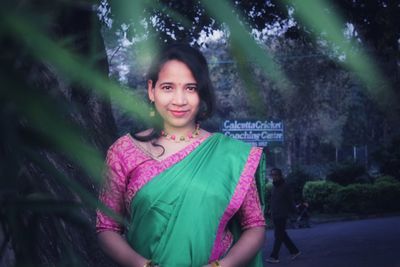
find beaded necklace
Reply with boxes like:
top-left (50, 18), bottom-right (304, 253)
top-left (161, 124), bottom-right (200, 142)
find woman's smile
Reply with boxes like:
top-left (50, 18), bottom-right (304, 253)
top-left (169, 109), bottom-right (190, 118)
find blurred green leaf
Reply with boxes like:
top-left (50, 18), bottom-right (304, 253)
top-left (283, 0), bottom-right (395, 107)
top-left (24, 148), bottom-right (128, 227)
top-left (1, 70), bottom-right (104, 184)
top-left (1, 11), bottom-right (151, 125)
top-left (201, 0), bottom-right (291, 90)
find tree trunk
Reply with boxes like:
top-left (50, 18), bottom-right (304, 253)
top-left (1, 2), bottom-right (118, 266)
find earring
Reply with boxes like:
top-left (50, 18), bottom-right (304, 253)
top-left (149, 101), bottom-right (155, 117)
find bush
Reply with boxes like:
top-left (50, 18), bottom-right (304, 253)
top-left (333, 184), bottom-right (377, 213)
top-left (372, 181), bottom-right (400, 212)
top-left (303, 181), bottom-right (342, 213)
top-left (373, 135), bottom-right (400, 180)
top-left (286, 167), bottom-right (315, 202)
top-left (326, 162), bottom-right (368, 186)
top-left (303, 177), bottom-right (400, 215)
top-left (374, 175), bottom-right (399, 184)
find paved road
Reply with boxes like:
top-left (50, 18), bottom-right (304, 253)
top-left (262, 216), bottom-right (400, 267)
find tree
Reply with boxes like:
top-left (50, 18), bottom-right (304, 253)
top-left (1, 1), bottom-right (118, 266)
top-left (105, 0), bottom-right (288, 44)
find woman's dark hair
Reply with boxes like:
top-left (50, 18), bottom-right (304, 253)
top-left (132, 43), bottom-right (215, 145)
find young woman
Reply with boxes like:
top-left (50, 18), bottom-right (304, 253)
top-left (96, 44), bottom-right (267, 267)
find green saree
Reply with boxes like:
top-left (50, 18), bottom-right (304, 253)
top-left (126, 133), bottom-right (266, 267)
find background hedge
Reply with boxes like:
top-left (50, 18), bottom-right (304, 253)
top-left (302, 176), bottom-right (400, 214)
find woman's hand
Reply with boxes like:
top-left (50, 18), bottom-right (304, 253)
top-left (202, 260), bottom-right (226, 267)
top-left (216, 227), bottom-right (265, 267)
top-left (98, 231), bottom-right (149, 267)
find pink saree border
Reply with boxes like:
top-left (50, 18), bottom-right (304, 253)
top-left (125, 133), bottom-right (212, 208)
top-left (209, 146), bottom-right (263, 261)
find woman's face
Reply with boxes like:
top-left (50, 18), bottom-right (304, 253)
top-left (148, 60), bottom-right (200, 132)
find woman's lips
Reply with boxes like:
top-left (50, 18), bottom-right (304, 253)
top-left (169, 110), bottom-right (189, 117)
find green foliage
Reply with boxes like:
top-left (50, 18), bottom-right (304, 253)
top-left (326, 162), bottom-right (368, 186)
top-left (333, 182), bottom-right (400, 213)
top-left (286, 167), bottom-right (315, 202)
top-left (303, 181), bottom-right (342, 212)
top-left (373, 136), bottom-right (400, 180)
top-left (284, 0), bottom-right (396, 107)
top-left (304, 179), bottom-right (400, 214)
top-left (372, 181), bottom-right (400, 212)
top-left (334, 184), bottom-right (377, 213)
top-left (375, 175), bottom-right (399, 184)
top-left (106, 0), bottom-right (288, 44)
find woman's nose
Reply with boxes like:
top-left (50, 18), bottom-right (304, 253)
top-left (172, 89), bottom-right (187, 105)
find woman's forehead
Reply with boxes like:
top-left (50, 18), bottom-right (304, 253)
top-left (157, 60), bottom-right (196, 81)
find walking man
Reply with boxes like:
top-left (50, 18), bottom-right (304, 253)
top-left (266, 168), bottom-right (301, 263)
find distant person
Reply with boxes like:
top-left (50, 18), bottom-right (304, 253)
top-left (266, 168), bottom-right (301, 264)
top-left (296, 199), bottom-right (310, 228)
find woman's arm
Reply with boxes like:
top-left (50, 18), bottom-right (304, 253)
top-left (98, 231), bottom-right (149, 267)
top-left (218, 226), bottom-right (265, 267)
top-left (214, 174), bottom-right (266, 267)
top-left (97, 140), bottom-right (152, 267)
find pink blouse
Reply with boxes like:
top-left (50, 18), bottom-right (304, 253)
top-left (96, 134), bottom-right (266, 237)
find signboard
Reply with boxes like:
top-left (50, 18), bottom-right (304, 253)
top-left (221, 119), bottom-right (284, 147)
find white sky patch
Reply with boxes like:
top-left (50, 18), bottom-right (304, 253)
top-left (195, 17), bottom-right (297, 46)
top-left (150, 15), bottom-right (159, 27)
top-left (118, 24), bottom-right (133, 47)
top-left (344, 22), bottom-right (356, 38)
top-left (141, 18), bottom-right (149, 29)
top-left (116, 20), bottom-right (151, 47)
top-left (251, 18), bottom-right (296, 42)
top-left (197, 29), bottom-right (226, 44)
top-left (117, 63), bottom-right (130, 84)
top-left (121, 36), bottom-right (133, 47)
top-left (121, 23), bottom-right (129, 32)
top-left (131, 34), bottom-right (148, 44)
top-left (249, 9), bottom-right (255, 18)
top-left (97, 0), bottom-right (113, 28)
top-left (166, 31), bottom-right (177, 40)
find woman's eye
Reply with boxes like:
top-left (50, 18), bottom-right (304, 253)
top-left (161, 86), bottom-right (172, 91)
top-left (187, 86), bottom-right (197, 92)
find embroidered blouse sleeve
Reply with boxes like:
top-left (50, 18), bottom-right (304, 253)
top-left (96, 141), bottom-right (128, 234)
top-left (237, 176), bottom-right (266, 230)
